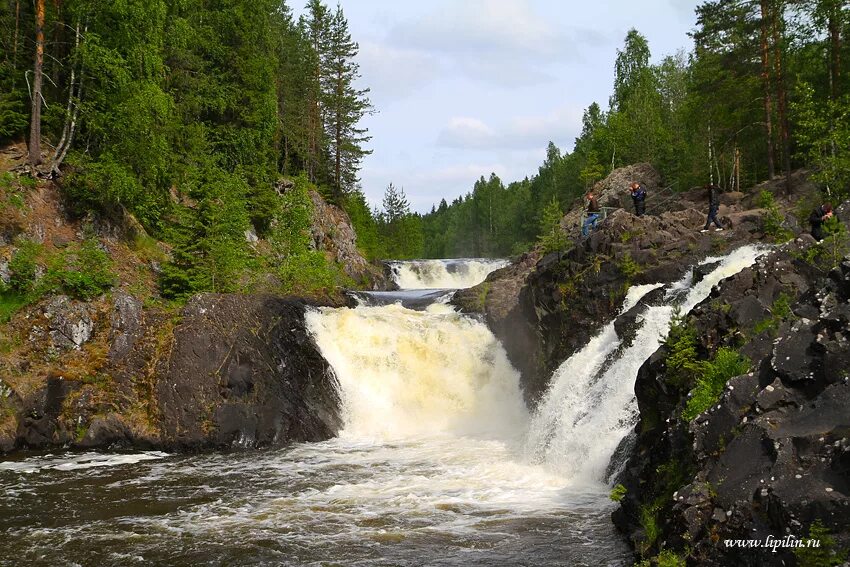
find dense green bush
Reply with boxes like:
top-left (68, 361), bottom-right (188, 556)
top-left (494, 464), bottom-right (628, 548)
top-left (757, 190), bottom-right (793, 243)
top-left (794, 519), bottom-right (847, 567)
top-left (46, 240), bottom-right (116, 300)
top-left (7, 239), bottom-right (42, 294)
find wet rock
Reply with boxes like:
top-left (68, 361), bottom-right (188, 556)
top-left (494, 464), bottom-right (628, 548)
top-left (79, 414), bottom-right (134, 448)
top-left (157, 294), bottom-right (342, 450)
top-left (42, 295), bottom-right (94, 352)
top-left (15, 376), bottom-right (80, 449)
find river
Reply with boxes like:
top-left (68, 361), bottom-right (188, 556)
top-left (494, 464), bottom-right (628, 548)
top-left (0, 252), bottom-right (763, 566)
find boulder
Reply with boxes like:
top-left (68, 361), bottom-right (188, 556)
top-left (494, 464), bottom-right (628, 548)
top-left (42, 295), bottom-right (93, 352)
top-left (156, 294), bottom-right (342, 450)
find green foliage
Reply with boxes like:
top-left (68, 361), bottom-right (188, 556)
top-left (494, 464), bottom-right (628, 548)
top-left (278, 249), bottom-right (351, 295)
top-left (618, 252), bottom-right (642, 280)
top-left (757, 191), bottom-right (793, 243)
top-left (377, 183), bottom-right (423, 259)
top-left (0, 92), bottom-right (27, 142)
top-left (794, 82), bottom-right (850, 199)
top-left (795, 519), bottom-right (847, 567)
top-left (753, 292), bottom-right (794, 335)
top-left (537, 196), bottom-right (568, 253)
top-left (664, 311), bottom-right (699, 388)
top-left (609, 483), bottom-right (627, 502)
top-left (640, 503), bottom-right (662, 554)
top-left (7, 240), bottom-right (42, 294)
top-left (160, 169), bottom-right (251, 299)
top-left (655, 550), bottom-right (686, 567)
top-left (797, 215), bottom-right (850, 272)
top-left (683, 348), bottom-right (751, 421)
top-left (44, 240), bottom-right (116, 300)
top-left (342, 190), bottom-right (380, 260)
top-left (0, 292), bottom-right (29, 324)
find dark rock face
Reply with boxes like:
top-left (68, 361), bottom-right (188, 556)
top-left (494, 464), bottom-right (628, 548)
top-left (156, 295), bottom-right (341, 450)
top-left (7, 293), bottom-right (342, 453)
top-left (613, 236), bottom-right (850, 565)
top-left (456, 207), bottom-right (745, 406)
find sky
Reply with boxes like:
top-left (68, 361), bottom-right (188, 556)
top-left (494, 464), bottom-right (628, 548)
top-left (296, 0), bottom-right (703, 212)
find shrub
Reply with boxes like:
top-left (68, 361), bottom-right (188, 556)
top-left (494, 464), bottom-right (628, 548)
top-left (7, 239), bottom-right (42, 294)
top-left (664, 311), bottom-right (699, 388)
top-left (610, 483), bottom-right (627, 502)
top-left (683, 348), bottom-right (751, 421)
top-left (794, 519), bottom-right (847, 567)
top-left (619, 251), bottom-right (642, 281)
top-left (278, 250), bottom-right (351, 295)
top-left (757, 190), bottom-right (793, 243)
top-left (537, 196), bottom-right (569, 253)
top-left (753, 292), bottom-right (794, 335)
top-left (45, 239), bottom-right (116, 300)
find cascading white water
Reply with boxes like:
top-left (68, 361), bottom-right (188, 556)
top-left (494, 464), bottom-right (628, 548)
top-left (306, 302), bottom-right (528, 440)
top-left (388, 258), bottom-right (508, 289)
top-left (526, 245), bottom-right (765, 485)
top-left (2, 247), bottom-right (766, 565)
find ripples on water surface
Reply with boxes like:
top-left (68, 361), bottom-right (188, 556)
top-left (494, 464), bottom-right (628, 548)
top-left (0, 443), bottom-right (630, 566)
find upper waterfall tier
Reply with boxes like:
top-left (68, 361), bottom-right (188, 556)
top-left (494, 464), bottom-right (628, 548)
top-left (387, 259), bottom-right (508, 290)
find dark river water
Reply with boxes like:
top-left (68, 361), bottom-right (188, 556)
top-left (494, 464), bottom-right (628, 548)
top-left (0, 444), bottom-right (631, 566)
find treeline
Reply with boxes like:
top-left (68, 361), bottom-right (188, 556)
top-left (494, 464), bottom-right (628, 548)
top-left (0, 0), bottom-right (378, 296)
top-left (419, 0), bottom-right (850, 258)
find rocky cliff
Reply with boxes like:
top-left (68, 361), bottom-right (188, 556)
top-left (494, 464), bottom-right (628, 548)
top-left (0, 153), bottom-right (372, 454)
top-left (1, 292), bottom-right (343, 453)
top-left (456, 164), bottom-right (848, 563)
top-left (611, 208), bottom-right (850, 565)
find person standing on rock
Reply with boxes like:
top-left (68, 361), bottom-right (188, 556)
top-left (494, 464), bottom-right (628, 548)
top-left (628, 182), bottom-right (647, 217)
top-left (809, 203), bottom-right (833, 241)
top-left (582, 191), bottom-right (601, 237)
top-left (700, 184), bottom-right (724, 233)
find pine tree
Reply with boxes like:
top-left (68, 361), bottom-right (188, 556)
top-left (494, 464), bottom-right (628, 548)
top-left (322, 4), bottom-right (372, 200)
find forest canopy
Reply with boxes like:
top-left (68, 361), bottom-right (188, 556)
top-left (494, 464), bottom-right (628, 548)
top-left (1, 0), bottom-right (849, 267)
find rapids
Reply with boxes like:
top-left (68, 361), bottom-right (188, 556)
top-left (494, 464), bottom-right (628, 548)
top-left (0, 251), bottom-right (763, 565)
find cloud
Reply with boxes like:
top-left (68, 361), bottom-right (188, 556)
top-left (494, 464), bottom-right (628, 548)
top-left (356, 41), bottom-right (441, 102)
top-left (436, 105), bottom-right (584, 151)
top-left (437, 117), bottom-right (497, 148)
top-left (384, 0), bottom-right (605, 87)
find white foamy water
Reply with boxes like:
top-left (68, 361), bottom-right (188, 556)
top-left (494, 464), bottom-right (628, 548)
top-left (0, 247), bottom-right (762, 565)
top-left (388, 258), bottom-right (508, 289)
top-left (0, 451), bottom-right (169, 474)
top-left (527, 245), bottom-right (764, 485)
top-left (306, 302), bottom-right (528, 440)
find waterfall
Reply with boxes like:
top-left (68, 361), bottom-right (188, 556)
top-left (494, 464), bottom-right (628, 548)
top-left (308, 245), bottom-right (763, 492)
top-left (387, 258), bottom-right (508, 289)
top-left (526, 245), bottom-right (764, 485)
top-left (306, 302), bottom-right (528, 440)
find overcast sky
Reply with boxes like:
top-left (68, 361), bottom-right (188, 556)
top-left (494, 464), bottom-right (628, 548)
top-left (296, 0), bottom-right (703, 212)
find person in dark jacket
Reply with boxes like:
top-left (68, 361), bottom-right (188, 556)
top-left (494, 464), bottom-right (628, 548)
top-left (582, 191), bottom-right (600, 237)
top-left (628, 182), bottom-right (647, 216)
top-left (809, 203), bottom-right (833, 241)
top-left (700, 184), bottom-right (723, 232)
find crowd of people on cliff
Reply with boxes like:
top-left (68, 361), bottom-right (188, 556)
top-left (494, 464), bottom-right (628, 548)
top-left (580, 180), bottom-right (835, 243)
